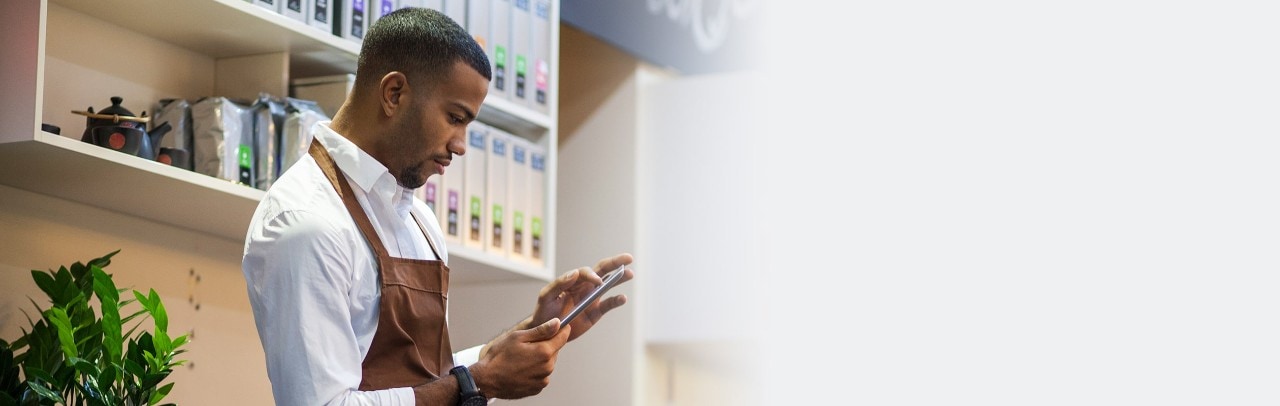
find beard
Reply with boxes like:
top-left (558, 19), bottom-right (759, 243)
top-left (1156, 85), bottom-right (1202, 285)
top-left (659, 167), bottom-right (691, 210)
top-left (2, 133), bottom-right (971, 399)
top-left (398, 162), bottom-right (427, 189)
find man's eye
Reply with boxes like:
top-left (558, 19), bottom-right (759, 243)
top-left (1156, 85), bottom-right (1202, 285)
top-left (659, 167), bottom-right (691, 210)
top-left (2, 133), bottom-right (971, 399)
top-left (449, 115), bottom-right (464, 125)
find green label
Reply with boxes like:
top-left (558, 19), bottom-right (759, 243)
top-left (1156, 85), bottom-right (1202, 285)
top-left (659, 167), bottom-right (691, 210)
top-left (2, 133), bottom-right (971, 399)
top-left (531, 217), bottom-right (542, 237)
top-left (470, 196), bottom-right (481, 213)
top-left (238, 145), bottom-right (252, 167)
top-left (492, 205), bottom-right (503, 225)
top-left (516, 55), bottom-right (527, 75)
top-left (513, 211), bottom-right (524, 232)
top-left (495, 46), bottom-right (507, 68)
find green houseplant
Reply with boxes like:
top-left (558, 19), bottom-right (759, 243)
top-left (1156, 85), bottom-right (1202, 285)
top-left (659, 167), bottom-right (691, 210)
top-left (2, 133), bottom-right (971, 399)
top-left (0, 251), bottom-right (188, 406)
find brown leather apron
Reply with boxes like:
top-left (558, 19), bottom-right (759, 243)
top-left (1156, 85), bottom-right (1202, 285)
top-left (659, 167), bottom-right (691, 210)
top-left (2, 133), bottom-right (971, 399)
top-left (309, 140), bottom-right (455, 391)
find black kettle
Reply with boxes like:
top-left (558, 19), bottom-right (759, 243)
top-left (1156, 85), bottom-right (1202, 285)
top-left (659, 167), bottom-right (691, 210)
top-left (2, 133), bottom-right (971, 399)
top-left (73, 96), bottom-right (171, 160)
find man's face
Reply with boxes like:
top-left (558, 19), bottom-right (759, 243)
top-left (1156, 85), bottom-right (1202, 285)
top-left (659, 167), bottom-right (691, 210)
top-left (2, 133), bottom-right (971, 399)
top-left (386, 60), bottom-right (489, 189)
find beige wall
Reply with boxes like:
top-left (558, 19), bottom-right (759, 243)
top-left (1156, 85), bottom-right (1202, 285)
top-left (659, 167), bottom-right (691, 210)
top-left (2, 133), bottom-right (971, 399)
top-left (0, 184), bottom-right (272, 404)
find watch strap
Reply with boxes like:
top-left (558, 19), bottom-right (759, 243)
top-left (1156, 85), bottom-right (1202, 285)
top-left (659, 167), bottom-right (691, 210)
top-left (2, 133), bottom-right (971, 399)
top-left (450, 365), bottom-right (484, 404)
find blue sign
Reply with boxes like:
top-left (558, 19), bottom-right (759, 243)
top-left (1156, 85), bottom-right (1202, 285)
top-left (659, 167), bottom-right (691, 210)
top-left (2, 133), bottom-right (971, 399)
top-left (562, 0), bottom-right (760, 75)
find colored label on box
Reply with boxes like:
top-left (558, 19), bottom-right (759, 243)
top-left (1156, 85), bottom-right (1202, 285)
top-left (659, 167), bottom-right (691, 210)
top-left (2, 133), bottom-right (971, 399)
top-left (447, 190), bottom-right (459, 236)
top-left (513, 210), bottom-right (524, 252)
top-left (531, 217), bottom-right (542, 258)
top-left (425, 182), bottom-right (438, 212)
top-left (495, 46), bottom-right (507, 91)
top-left (469, 196), bottom-right (482, 241)
top-left (316, 0), bottom-right (329, 22)
top-left (515, 55), bottom-right (527, 98)
top-left (491, 204), bottom-right (503, 248)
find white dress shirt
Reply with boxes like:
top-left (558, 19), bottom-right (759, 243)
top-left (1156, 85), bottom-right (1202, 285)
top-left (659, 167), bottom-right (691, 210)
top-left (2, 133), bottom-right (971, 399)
top-left (243, 122), bottom-right (481, 406)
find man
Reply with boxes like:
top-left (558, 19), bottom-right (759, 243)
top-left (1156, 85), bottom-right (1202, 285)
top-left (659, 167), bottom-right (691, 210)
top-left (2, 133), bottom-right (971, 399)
top-left (242, 8), bottom-right (633, 405)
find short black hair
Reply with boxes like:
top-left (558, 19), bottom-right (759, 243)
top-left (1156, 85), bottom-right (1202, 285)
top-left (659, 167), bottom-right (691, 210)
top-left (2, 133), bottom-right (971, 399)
top-left (356, 7), bottom-right (492, 91)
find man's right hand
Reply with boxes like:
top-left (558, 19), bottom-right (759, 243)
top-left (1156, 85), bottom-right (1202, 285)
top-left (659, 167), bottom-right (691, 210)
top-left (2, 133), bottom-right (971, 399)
top-left (468, 317), bottom-right (572, 399)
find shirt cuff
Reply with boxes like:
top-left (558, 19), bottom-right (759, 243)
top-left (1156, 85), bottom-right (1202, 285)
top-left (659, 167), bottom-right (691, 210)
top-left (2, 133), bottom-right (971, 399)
top-left (453, 345), bottom-right (483, 367)
top-left (452, 345), bottom-right (496, 404)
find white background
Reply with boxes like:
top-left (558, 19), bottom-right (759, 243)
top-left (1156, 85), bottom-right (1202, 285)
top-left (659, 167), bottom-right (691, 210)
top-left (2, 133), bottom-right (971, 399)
top-left (752, 1), bottom-right (1280, 404)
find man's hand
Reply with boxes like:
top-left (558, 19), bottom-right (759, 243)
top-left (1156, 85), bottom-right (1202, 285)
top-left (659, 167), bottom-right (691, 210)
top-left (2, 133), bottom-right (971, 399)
top-left (528, 253), bottom-right (635, 341)
top-left (469, 318), bottom-right (571, 399)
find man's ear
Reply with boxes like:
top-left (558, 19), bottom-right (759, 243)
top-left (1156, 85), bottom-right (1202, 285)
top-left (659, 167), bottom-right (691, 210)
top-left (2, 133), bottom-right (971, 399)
top-left (379, 71), bottom-right (409, 117)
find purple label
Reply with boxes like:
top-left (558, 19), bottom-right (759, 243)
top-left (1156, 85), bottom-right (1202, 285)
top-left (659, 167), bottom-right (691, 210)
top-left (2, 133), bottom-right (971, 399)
top-left (381, 0), bottom-right (393, 15)
top-left (426, 182), bottom-right (437, 201)
top-left (448, 190), bottom-right (459, 210)
top-left (354, 0), bottom-right (364, 12)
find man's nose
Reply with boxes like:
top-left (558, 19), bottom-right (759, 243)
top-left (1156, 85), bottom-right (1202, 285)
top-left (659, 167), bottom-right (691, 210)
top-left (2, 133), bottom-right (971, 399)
top-left (449, 133), bottom-right (467, 157)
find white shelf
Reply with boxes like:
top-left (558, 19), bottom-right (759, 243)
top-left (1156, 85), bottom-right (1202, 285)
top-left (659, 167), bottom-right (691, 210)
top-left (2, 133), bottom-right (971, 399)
top-left (448, 245), bottom-right (551, 283)
top-left (51, 0), bottom-right (360, 77)
top-left (0, 131), bottom-right (551, 284)
top-left (0, 131), bottom-right (264, 241)
top-left (479, 95), bottom-right (554, 137)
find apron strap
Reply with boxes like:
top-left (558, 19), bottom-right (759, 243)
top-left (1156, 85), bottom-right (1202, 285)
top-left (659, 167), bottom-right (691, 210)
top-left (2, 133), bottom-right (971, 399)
top-left (309, 140), bottom-right (391, 261)
top-left (410, 212), bottom-right (444, 260)
top-left (310, 139), bottom-right (445, 261)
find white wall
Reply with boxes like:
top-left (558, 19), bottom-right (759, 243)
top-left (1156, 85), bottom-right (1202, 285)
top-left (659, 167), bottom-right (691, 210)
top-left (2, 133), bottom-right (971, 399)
top-left (636, 71), bottom-right (766, 406)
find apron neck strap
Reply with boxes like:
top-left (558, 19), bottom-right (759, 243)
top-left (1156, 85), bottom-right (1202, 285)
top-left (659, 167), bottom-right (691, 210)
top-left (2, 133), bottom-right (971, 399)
top-left (309, 139), bottom-right (391, 260)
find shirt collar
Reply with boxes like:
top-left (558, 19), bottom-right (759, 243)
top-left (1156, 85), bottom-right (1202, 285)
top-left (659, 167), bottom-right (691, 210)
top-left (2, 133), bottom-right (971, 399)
top-left (314, 122), bottom-right (418, 218)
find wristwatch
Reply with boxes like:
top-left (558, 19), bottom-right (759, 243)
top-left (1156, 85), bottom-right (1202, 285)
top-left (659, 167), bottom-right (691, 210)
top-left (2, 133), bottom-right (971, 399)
top-left (450, 365), bottom-right (487, 406)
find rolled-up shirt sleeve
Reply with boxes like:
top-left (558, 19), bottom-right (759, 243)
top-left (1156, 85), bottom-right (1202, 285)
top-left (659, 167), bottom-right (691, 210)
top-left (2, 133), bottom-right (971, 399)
top-left (243, 209), bottom-right (414, 406)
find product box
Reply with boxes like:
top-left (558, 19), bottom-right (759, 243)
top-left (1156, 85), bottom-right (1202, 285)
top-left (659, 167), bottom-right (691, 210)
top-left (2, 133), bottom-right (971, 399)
top-left (511, 0), bottom-right (531, 102)
top-left (155, 99), bottom-right (193, 170)
top-left (309, 0), bottom-right (332, 33)
top-left (253, 0), bottom-right (282, 13)
top-left (192, 97), bottom-right (249, 184)
top-left (290, 74), bottom-right (354, 119)
top-left (507, 136), bottom-right (529, 261)
top-left (490, 0), bottom-right (510, 98)
top-left (237, 101), bottom-right (257, 187)
top-left (281, 100), bottom-right (326, 174)
top-left (531, 0), bottom-right (551, 113)
top-left (486, 128), bottom-right (509, 255)
top-left (443, 0), bottom-right (466, 27)
top-left (334, 0), bottom-right (367, 43)
top-left (252, 97), bottom-right (282, 190)
top-left (370, 0), bottom-right (396, 26)
top-left (283, 0), bottom-right (308, 23)
top-left (463, 122), bottom-right (489, 249)
top-left (467, 0), bottom-right (492, 93)
top-left (396, 0), bottom-right (421, 9)
top-left (440, 151), bottom-right (466, 244)
top-left (528, 144), bottom-right (546, 266)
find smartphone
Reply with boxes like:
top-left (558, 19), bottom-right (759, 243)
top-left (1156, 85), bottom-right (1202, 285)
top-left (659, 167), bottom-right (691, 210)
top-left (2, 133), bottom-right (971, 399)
top-left (560, 265), bottom-right (626, 325)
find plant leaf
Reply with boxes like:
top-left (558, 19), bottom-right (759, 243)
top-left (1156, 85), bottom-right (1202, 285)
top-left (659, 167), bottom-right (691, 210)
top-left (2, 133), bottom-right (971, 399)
top-left (147, 290), bottom-right (167, 332)
top-left (44, 308), bottom-right (78, 361)
top-left (91, 266), bottom-right (123, 364)
top-left (120, 308), bottom-right (148, 325)
top-left (23, 367), bottom-right (55, 385)
top-left (89, 250), bottom-right (118, 270)
top-left (132, 291), bottom-right (152, 312)
top-left (148, 382), bottom-right (174, 406)
top-left (24, 381), bottom-right (61, 403)
top-left (169, 335), bottom-right (188, 350)
top-left (69, 357), bottom-right (100, 378)
top-left (29, 270), bottom-right (57, 303)
top-left (152, 330), bottom-right (171, 358)
top-left (122, 359), bottom-right (144, 378)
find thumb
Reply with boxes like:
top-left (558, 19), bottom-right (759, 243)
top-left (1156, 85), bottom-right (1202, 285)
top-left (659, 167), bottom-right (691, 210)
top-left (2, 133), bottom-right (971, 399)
top-left (521, 318), bottom-right (562, 342)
